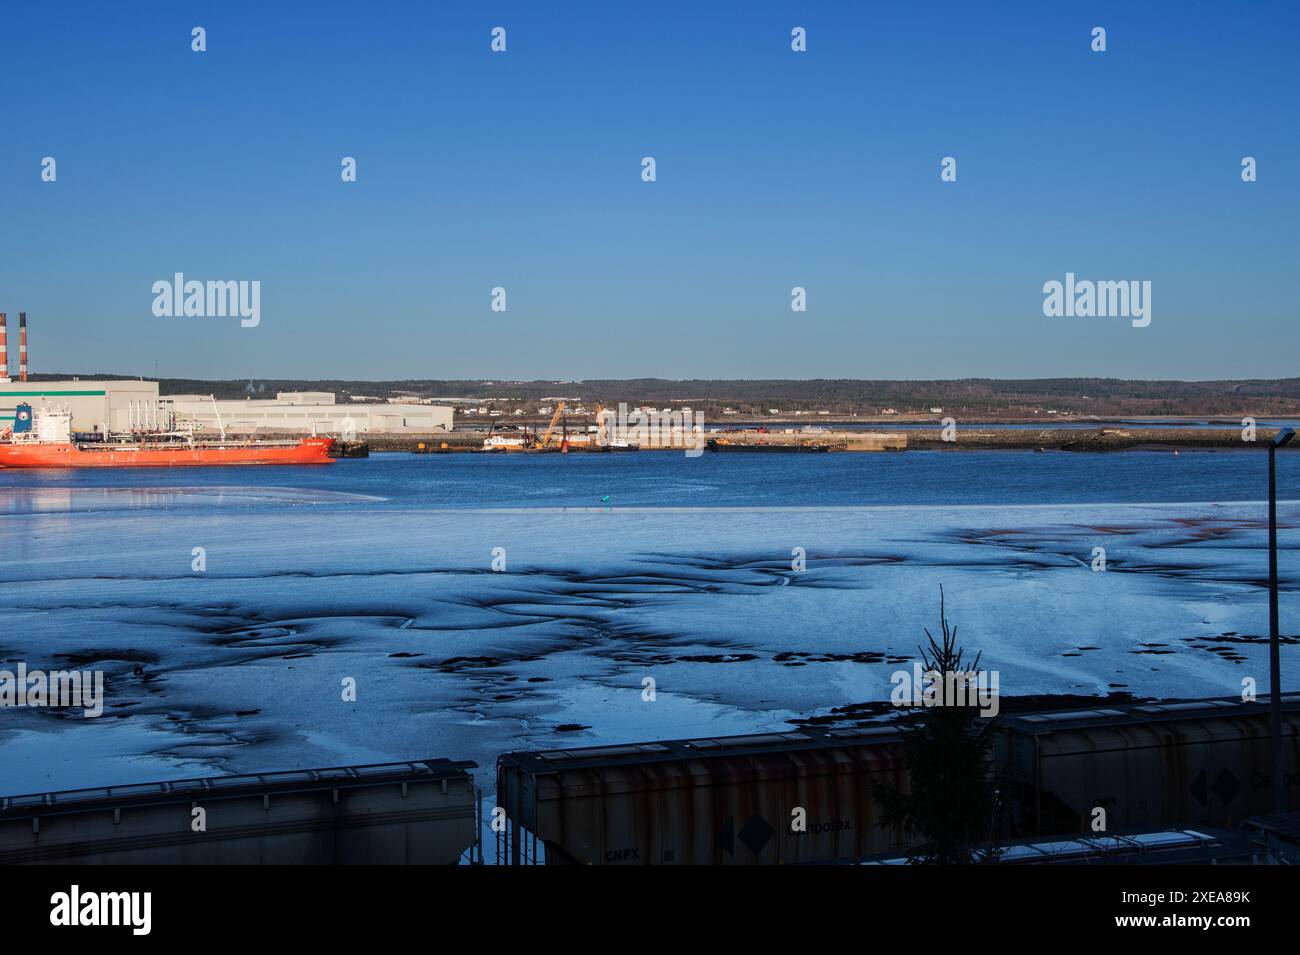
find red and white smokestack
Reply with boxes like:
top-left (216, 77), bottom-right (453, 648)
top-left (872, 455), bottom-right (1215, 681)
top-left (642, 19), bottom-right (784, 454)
top-left (18, 312), bottom-right (28, 382)
top-left (0, 313), bottom-right (8, 381)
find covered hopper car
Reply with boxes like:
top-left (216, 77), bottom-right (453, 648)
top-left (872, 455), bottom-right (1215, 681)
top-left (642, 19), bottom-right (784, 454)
top-left (0, 758), bottom-right (480, 865)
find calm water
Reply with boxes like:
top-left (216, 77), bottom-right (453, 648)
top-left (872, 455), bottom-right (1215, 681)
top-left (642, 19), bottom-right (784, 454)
top-left (1, 448), bottom-right (1296, 513)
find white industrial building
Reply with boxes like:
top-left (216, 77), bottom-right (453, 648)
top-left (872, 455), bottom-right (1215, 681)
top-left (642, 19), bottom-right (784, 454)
top-left (0, 379), bottom-right (162, 434)
top-left (166, 392), bottom-right (453, 435)
top-left (1, 382), bottom-right (452, 436)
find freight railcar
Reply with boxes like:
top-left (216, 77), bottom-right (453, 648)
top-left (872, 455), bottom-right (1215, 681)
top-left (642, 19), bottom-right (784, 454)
top-left (496, 727), bottom-right (909, 865)
top-left (995, 694), bottom-right (1300, 836)
top-left (0, 758), bottom-right (479, 865)
top-left (499, 694), bottom-right (1300, 864)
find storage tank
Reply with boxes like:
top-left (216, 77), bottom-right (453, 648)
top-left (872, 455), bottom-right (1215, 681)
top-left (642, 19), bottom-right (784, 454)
top-left (0, 758), bottom-right (479, 865)
top-left (996, 694), bottom-right (1300, 835)
top-left (496, 727), bottom-right (909, 865)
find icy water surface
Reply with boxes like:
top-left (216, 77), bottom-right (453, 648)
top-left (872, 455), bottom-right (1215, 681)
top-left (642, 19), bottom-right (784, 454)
top-left (1, 449), bottom-right (1298, 795)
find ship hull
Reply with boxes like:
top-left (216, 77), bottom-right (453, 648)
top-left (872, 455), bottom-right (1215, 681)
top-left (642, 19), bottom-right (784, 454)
top-left (0, 438), bottom-right (335, 468)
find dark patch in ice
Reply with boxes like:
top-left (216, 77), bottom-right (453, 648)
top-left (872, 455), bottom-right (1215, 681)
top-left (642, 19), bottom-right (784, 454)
top-left (1177, 633), bottom-right (1290, 665)
top-left (774, 650), bottom-right (911, 665)
top-left (943, 517), bottom-right (1299, 589)
top-left (789, 700), bottom-right (896, 726)
top-left (432, 655), bottom-right (508, 672)
top-left (195, 619), bottom-right (343, 666)
top-left (1187, 632), bottom-right (1300, 645)
top-left (788, 691), bottom-right (1150, 729)
top-left (54, 648), bottom-right (159, 667)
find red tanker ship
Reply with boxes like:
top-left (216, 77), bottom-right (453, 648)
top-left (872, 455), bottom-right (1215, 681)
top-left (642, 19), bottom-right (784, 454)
top-left (0, 403), bottom-right (334, 468)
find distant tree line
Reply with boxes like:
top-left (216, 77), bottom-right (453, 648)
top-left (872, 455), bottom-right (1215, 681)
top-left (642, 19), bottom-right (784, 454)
top-left (29, 374), bottom-right (1300, 416)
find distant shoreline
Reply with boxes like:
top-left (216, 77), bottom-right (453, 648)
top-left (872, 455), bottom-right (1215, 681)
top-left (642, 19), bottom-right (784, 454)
top-left (345, 427), bottom-right (1292, 454)
top-left (28, 373), bottom-right (1300, 423)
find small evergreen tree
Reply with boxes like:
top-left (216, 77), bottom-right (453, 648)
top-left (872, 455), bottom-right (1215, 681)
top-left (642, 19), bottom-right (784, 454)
top-left (875, 589), bottom-right (1001, 863)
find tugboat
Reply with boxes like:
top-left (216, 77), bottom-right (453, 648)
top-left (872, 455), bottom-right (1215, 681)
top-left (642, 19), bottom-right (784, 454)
top-left (0, 403), bottom-right (334, 468)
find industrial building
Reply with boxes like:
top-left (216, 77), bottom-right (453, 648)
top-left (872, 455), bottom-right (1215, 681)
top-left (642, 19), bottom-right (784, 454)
top-left (166, 392), bottom-right (453, 435)
top-left (0, 313), bottom-right (452, 436)
top-left (0, 379), bottom-right (162, 435)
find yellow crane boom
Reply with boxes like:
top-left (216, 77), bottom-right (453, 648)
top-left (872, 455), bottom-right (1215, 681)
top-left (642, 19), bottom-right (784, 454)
top-left (536, 401), bottom-right (566, 448)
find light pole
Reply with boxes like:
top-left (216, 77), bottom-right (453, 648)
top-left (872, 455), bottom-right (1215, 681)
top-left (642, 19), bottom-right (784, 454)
top-left (1269, 426), bottom-right (1295, 814)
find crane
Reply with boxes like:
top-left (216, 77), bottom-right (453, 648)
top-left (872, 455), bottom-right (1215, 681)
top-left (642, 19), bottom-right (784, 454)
top-left (535, 401), bottom-right (566, 448)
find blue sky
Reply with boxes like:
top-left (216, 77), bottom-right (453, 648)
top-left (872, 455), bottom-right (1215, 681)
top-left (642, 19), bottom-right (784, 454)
top-left (0, 1), bottom-right (1296, 380)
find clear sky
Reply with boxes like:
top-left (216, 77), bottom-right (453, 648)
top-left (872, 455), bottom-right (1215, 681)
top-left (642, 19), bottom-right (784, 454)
top-left (1, 1), bottom-right (1296, 381)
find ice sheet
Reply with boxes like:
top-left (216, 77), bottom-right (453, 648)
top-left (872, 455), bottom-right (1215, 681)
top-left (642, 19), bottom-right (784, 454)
top-left (3, 493), bottom-right (1296, 796)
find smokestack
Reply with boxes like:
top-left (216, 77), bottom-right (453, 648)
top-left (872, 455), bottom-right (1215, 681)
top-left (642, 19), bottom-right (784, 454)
top-left (18, 312), bottom-right (27, 382)
top-left (0, 313), bottom-right (8, 382)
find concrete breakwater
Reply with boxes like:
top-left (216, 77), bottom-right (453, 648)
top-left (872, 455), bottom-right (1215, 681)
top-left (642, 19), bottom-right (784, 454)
top-left (354, 428), bottom-right (1282, 453)
top-left (907, 427), bottom-right (1266, 451)
top-left (359, 430), bottom-right (907, 452)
